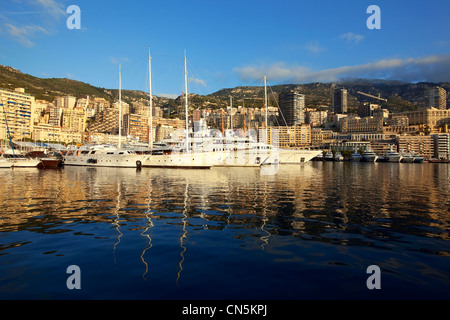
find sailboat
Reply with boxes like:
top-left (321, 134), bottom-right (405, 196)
top-left (63, 65), bottom-right (146, 168)
top-left (1, 100), bottom-right (40, 167)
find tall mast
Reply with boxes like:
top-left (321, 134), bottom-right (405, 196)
top-left (264, 75), bottom-right (268, 143)
top-left (229, 96), bottom-right (233, 132)
top-left (118, 64), bottom-right (122, 149)
top-left (148, 47), bottom-right (153, 151)
top-left (184, 51), bottom-right (189, 152)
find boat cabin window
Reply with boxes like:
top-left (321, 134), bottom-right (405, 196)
top-left (90, 151), bottom-right (96, 154)
top-left (107, 152), bottom-right (114, 155)
top-left (119, 152), bottom-right (124, 155)
top-left (81, 151), bottom-right (89, 155)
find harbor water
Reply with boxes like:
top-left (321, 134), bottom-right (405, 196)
top-left (0, 162), bottom-right (449, 300)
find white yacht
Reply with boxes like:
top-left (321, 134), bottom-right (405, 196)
top-left (334, 151), bottom-right (344, 161)
top-left (351, 151), bottom-right (362, 162)
top-left (324, 150), bottom-right (334, 161)
top-left (1, 149), bottom-right (41, 167)
top-left (412, 152), bottom-right (425, 163)
top-left (313, 151), bottom-right (324, 161)
top-left (0, 158), bottom-right (13, 168)
top-left (362, 149), bottom-right (378, 162)
top-left (384, 146), bottom-right (402, 162)
top-left (400, 150), bottom-right (414, 163)
top-left (147, 129), bottom-right (273, 168)
top-left (277, 148), bottom-right (322, 164)
top-left (64, 144), bottom-right (146, 168)
top-left (142, 51), bottom-right (225, 169)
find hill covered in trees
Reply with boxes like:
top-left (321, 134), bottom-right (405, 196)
top-left (1, 65), bottom-right (448, 115)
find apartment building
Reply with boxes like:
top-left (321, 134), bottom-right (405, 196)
top-left (339, 116), bottom-right (383, 134)
top-left (278, 90), bottom-right (305, 126)
top-left (396, 135), bottom-right (435, 159)
top-left (0, 87), bottom-right (36, 141)
top-left (332, 88), bottom-right (348, 114)
top-left (61, 106), bottom-right (87, 133)
top-left (433, 133), bottom-right (450, 160)
top-left (429, 86), bottom-right (447, 110)
top-left (123, 113), bottom-right (150, 142)
top-left (399, 108), bottom-right (450, 131)
top-left (265, 124), bottom-right (311, 147)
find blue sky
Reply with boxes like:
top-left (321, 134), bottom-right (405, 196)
top-left (1, 0), bottom-right (449, 98)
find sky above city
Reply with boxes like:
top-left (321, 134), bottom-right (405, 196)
top-left (1, 0), bottom-right (449, 98)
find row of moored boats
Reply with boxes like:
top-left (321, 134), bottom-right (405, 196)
top-left (315, 147), bottom-right (425, 163)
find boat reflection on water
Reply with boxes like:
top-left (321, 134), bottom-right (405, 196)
top-left (0, 163), bottom-right (449, 299)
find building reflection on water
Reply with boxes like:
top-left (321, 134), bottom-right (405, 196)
top-left (0, 162), bottom-right (449, 285)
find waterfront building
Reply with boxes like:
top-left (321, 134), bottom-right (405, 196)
top-left (332, 88), bottom-right (348, 114)
top-left (329, 141), bottom-right (371, 152)
top-left (278, 90), bottom-right (305, 126)
top-left (0, 87), bottom-right (36, 141)
top-left (433, 133), bottom-right (450, 160)
top-left (370, 141), bottom-right (397, 156)
top-left (396, 135), bottom-right (435, 159)
top-left (429, 86), bottom-right (447, 110)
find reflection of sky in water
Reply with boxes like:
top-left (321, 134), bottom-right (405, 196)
top-left (0, 163), bottom-right (448, 299)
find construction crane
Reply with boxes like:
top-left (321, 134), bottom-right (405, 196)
top-left (357, 91), bottom-right (387, 102)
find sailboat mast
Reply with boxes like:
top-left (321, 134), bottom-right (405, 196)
top-left (118, 64), bottom-right (122, 149)
top-left (264, 75), bottom-right (268, 143)
top-left (1, 100), bottom-right (15, 156)
top-left (148, 47), bottom-right (153, 151)
top-left (230, 96), bottom-right (233, 132)
top-left (184, 51), bottom-right (189, 152)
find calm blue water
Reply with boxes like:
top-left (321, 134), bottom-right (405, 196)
top-left (0, 162), bottom-right (449, 300)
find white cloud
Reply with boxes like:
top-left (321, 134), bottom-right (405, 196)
top-left (4, 23), bottom-right (49, 47)
top-left (304, 40), bottom-right (325, 54)
top-left (0, 0), bottom-right (65, 46)
top-left (234, 54), bottom-right (450, 84)
top-left (340, 32), bottom-right (365, 44)
top-left (109, 57), bottom-right (130, 65)
top-left (35, 0), bottom-right (66, 18)
top-left (189, 77), bottom-right (206, 87)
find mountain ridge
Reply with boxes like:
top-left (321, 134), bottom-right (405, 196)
top-left (1, 64), bottom-right (449, 113)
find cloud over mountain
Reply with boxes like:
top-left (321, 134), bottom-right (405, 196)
top-left (234, 54), bottom-right (450, 84)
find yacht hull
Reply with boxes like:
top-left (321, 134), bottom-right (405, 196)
top-left (277, 149), bottom-right (322, 164)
